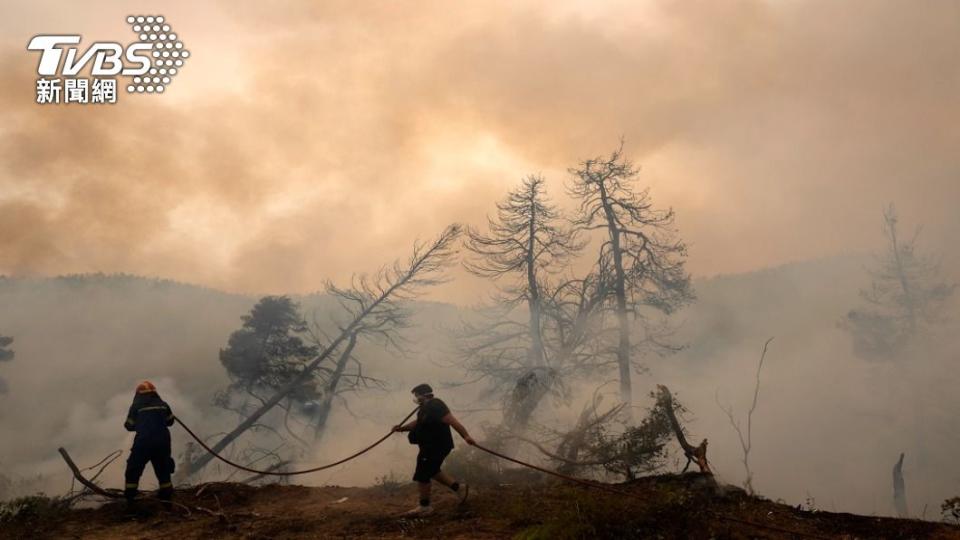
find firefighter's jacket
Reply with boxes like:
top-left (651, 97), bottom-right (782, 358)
top-left (124, 392), bottom-right (174, 449)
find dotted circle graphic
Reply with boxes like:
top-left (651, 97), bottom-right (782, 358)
top-left (125, 15), bottom-right (189, 94)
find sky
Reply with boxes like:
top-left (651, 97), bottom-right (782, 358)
top-left (1, 0), bottom-right (958, 303)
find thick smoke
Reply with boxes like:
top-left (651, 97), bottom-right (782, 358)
top-left (1, 0), bottom-right (958, 302)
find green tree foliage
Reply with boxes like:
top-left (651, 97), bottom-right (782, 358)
top-left (218, 296), bottom-right (319, 404)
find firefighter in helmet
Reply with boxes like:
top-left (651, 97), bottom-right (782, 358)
top-left (123, 380), bottom-right (175, 504)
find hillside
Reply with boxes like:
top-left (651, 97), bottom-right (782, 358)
top-left (3, 474), bottom-right (960, 539)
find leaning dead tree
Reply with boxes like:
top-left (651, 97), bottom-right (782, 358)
top-left (569, 144), bottom-right (694, 410)
top-left (306, 331), bottom-right (361, 442)
top-left (716, 337), bottom-right (773, 495)
top-left (186, 224), bottom-right (462, 475)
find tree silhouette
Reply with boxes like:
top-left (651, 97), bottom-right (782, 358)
top-left (568, 144), bottom-right (694, 408)
top-left (459, 176), bottom-right (582, 429)
top-left (843, 204), bottom-right (955, 359)
top-left (219, 296), bottom-right (319, 404)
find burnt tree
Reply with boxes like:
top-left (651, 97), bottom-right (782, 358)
top-left (658, 385), bottom-right (710, 474)
top-left (569, 144), bottom-right (693, 408)
top-left (461, 175), bottom-right (581, 428)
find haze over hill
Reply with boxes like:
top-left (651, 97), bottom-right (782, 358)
top-left (1, 253), bottom-right (957, 518)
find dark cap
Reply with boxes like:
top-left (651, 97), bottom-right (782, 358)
top-left (411, 383), bottom-right (433, 396)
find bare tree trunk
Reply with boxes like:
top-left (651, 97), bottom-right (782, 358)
top-left (524, 188), bottom-right (546, 368)
top-left (510, 200), bottom-right (548, 432)
top-left (312, 332), bottom-right (359, 442)
top-left (599, 182), bottom-right (632, 409)
top-left (893, 452), bottom-right (909, 518)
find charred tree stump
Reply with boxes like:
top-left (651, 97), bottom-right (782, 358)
top-left (657, 385), bottom-right (711, 474)
top-left (893, 452), bottom-right (909, 518)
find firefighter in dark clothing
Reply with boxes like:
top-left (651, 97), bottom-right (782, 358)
top-left (392, 383), bottom-right (475, 515)
top-left (123, 381), bottom-right (175, 503)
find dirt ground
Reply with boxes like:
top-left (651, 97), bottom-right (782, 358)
top-left (3, 474), bottom-right (959, 539)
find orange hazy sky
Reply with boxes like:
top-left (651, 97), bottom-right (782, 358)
top-left (1, 0), bottom-right (958, 303)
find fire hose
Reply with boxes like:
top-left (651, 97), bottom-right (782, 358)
top-left (175, 408), bottom-right (626, 495)
top-left (59, 408), bottom-right (827, 539)
top-left (172, 407), bottom-right (419, 476)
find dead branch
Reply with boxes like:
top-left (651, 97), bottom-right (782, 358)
top-left (85, 450), bottom-right (122, 485)
top-left (552, 394), bottom-right (625, 469)
top-left (520, 387), bottom-right (675, 480)
top-left (240, 460), bottom-right (291, 484)
top-left (66, 449), bottom-right (122, 499)
top-left (58, 447), bottom-right (123, 499)
top-left (512, 435), bottom-right (615, 467)
top-left (715, 337), bottom-right (773, 494)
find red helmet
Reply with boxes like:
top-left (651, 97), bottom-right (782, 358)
top-left (136, 380), bottom-right (157, 394)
